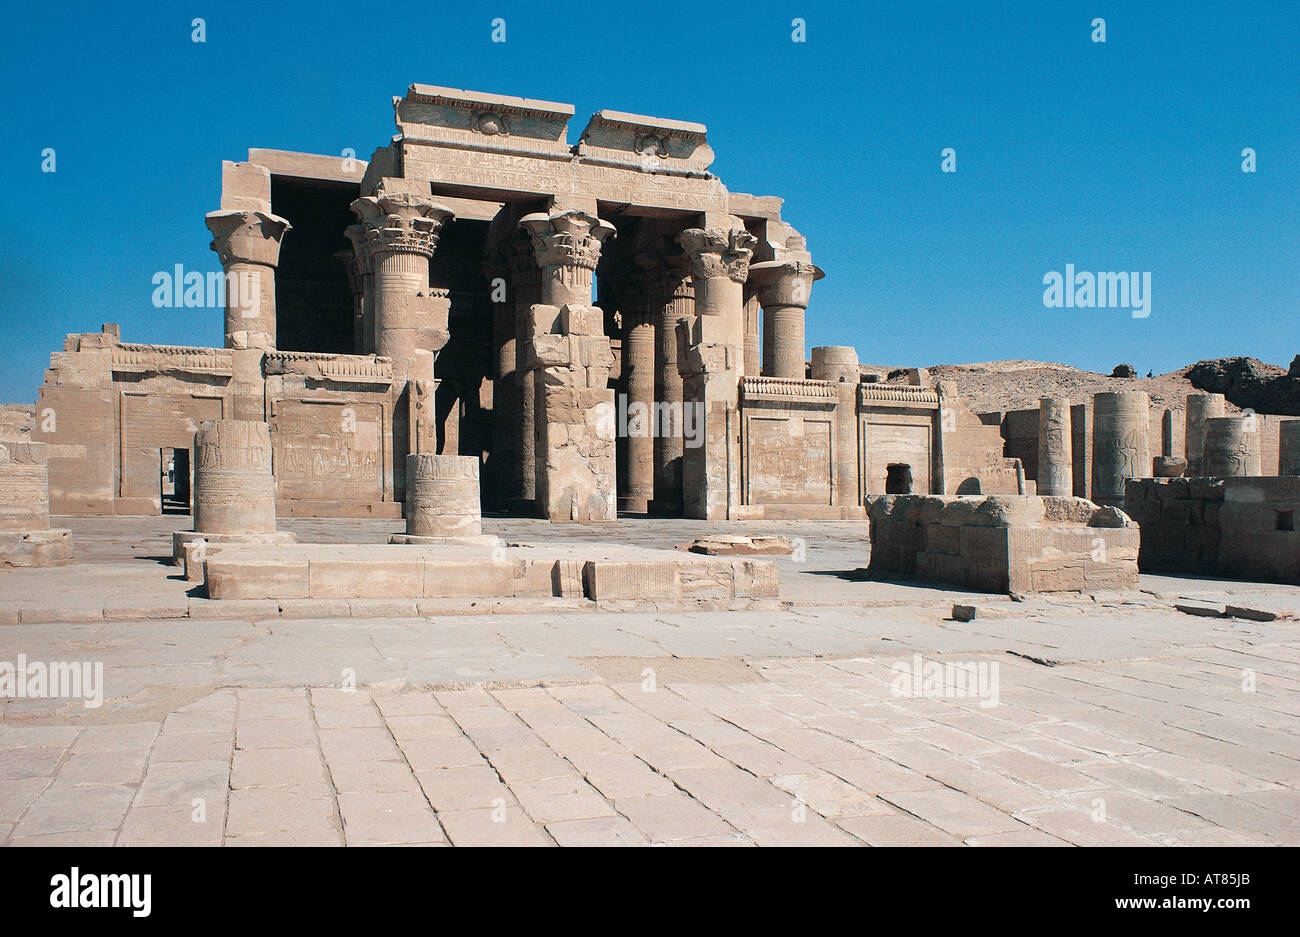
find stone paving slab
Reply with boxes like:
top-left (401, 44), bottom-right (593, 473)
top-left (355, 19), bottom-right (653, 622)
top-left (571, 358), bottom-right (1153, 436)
top-left (2, 515), bottom-right (1298, 846)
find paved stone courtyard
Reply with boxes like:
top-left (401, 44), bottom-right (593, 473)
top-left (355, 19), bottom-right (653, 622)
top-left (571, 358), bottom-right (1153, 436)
top-left (1, 516), bottom-right (1297, 846)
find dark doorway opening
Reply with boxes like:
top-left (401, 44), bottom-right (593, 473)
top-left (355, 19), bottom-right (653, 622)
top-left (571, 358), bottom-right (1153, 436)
top-left (162, 448), bottom-right (190, 514)
top-left (885, 463), bottom-right (914, 494)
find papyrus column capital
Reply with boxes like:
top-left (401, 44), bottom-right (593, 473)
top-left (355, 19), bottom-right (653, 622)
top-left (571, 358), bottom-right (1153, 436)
top-left (205, 210), bottom-right (292, 268)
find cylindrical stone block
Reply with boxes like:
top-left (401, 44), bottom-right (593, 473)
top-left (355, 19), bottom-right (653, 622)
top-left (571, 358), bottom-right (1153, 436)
top-left (1185, 393), bottom-right (1225, 475)
top-left (810, 346), bottom-right (859, 383)
top-left (1203, 416), bottom-right (1261, 477)
top-left (193, 420), bottom-right (276, 534)
top-left (1280, 420), bottom-right (1300, 476)
top-left (406, 454), bottom-right (481, 537)
top-left (1092, 391), bottom-right (1151, 504)
top-left (1037, 396), bottom-right (1073, 497)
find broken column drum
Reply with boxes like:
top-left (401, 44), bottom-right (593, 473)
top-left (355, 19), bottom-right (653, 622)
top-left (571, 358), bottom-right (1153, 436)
top-left (1091, 391), bottom-right (1150, 504)
top-left (193, 420), bottom-right (277, 534)
top-left (1202, 416), bottom-right (1260, 477)
top-left (404, 454), bottom-right (482, 538)
top-left (1184, 393), bottom-right (1225, 475)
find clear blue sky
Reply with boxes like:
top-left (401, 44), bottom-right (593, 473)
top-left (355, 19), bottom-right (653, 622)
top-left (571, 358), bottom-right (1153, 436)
top-left (1, 0), bottom-right (1296, 404)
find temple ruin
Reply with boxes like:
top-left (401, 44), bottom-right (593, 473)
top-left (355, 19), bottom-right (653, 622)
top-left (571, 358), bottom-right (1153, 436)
top-left (19, 83), bottom-right (1300, 590)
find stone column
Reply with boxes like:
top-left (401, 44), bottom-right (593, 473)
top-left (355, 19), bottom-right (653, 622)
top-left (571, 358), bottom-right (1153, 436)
top-left (1037, 396), bottom-right (1073, 497)
top-left (743, 288), bottom-right (762, 377)
top-left (510, 233), bottom-right (542, 509)
top-left (482, 247), bottom-right (518, 502)
top-left (192, 420), bottom-right (277, 534)
top-left (621, 270), bottom-right (657, 513)
top-left (392, 454), bottom-right (482, 540)
top-left (335, 248), bottom-right (364, 354)
top-left (1280, 420), bottom-right (1300, 476)
top-left (175, 419), bottom-right (294, 577)
top-left (205, 209), bottom-right (292, 350)
top-left (751, 259), bottom-right (823, 380)
top-left (651, 253), bottom-right (693, 516)
top-left (1091, 391), bottom-right (1151, 505)
top-left (350, 194), bottom-right (455, 380)
top-left (1185, 393), bottom-right (1225, 475)
top-left (677, 221), bottom-right (756, 520)
top-left (519, 208), bottom-right (618, 522)
top-left (812, 346), bottom-right (861, 509)
top-left (1203, 416), bottom-right (1261, 477)
top-left (343, 223), bottom-right (376, 353)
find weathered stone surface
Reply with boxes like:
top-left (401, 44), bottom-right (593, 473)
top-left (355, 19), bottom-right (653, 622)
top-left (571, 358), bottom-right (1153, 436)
top-left (867, 493), bottom-right (1137, 594)
top-left (681, 535), bottom-right (793, 556)
top-left (402, 454), bottom-right (481, 538)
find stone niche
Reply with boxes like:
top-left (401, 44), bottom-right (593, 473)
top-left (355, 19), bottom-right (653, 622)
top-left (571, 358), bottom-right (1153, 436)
top-left (866, 494), bottom-right (1138, 595)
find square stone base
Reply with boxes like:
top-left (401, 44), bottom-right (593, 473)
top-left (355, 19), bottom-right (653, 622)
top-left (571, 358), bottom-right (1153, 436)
top-left (0, 528), bottom-right (74, 568)
top-left (173, 530), bottom-right (298, 582)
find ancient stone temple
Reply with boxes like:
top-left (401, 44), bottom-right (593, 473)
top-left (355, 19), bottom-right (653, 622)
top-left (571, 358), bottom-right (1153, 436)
top-left (32, 84), bottom-right (1019, 522)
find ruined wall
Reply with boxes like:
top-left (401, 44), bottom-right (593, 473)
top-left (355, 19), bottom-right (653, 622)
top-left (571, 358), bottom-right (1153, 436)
top-left (867, 494), bottom-right (1139, 594)
top-left (1124, 475), bottom-right (1298, 584)
top-left (1122, 477), bottom-right (1223, 575)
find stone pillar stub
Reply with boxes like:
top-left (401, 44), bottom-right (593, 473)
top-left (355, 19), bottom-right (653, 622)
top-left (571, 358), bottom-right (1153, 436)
top-left (1203, 416), bottom-right (1261, 477)
top-left (192, 420), bottom-right (278, 534)
top-left (1185, 393), bottom-right (1225, 475)
top-left (1037, 396), bottom-right (1073, 497)
top-left (206, 209), bottom-right (291, 351)
top-left (1091, 391), bottom-right (1150, 505)
top-left (173, 420), bottom-right (295, 574)
top-left (390, 453), bottom-right (486, 541)
top-left (0, 439), bottom-right (73, 568)
top-left (811, 346), bottom-right (858, 383)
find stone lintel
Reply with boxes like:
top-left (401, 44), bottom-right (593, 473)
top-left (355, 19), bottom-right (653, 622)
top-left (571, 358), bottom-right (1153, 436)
top-left (248, 148), bottom-right (368, 185)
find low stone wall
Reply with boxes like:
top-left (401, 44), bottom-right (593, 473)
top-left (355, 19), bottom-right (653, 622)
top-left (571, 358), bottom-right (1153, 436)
top-left (1123, 478), bottom-right (1223, 575)
top-left (867, 494), bottom-right (1138, 594)
top-left (202, 542), bottom-right (779, 607)
top-left (1124, 476), bottom-right (1299, 584)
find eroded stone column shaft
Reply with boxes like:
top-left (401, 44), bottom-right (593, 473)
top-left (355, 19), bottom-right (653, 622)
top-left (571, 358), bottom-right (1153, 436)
top-left (1037, 396), bottom-right (1073, 497)
top-left (623, 308), bottom-right (656, 509)
top-left (1203, 416), bottom-right (1261, 477)
top-left (653, 268), bottom-right (693, 515)
top-left (405, 454), bottom-right (482, 537)
top-left (1091, 391), bottom-right (1150, 505)
top-left (1185, 393), bottom-right (1225, 475)
top-left (751, 259), bottom-right (823, 380)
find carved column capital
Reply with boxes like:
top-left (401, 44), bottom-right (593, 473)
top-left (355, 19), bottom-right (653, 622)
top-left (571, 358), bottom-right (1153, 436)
top-left (343, 223), bottom-right (375, 276)
top-left (678, 226), bottom-right (757, 283)
top-left (350, 193), bottom-right (454, 258)
top-left (519, 209), bottom-right (616, 272)
top-left (748, 259), bottom-right (825, 308)
top-left (205, 210), bottom-right (292, 268)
